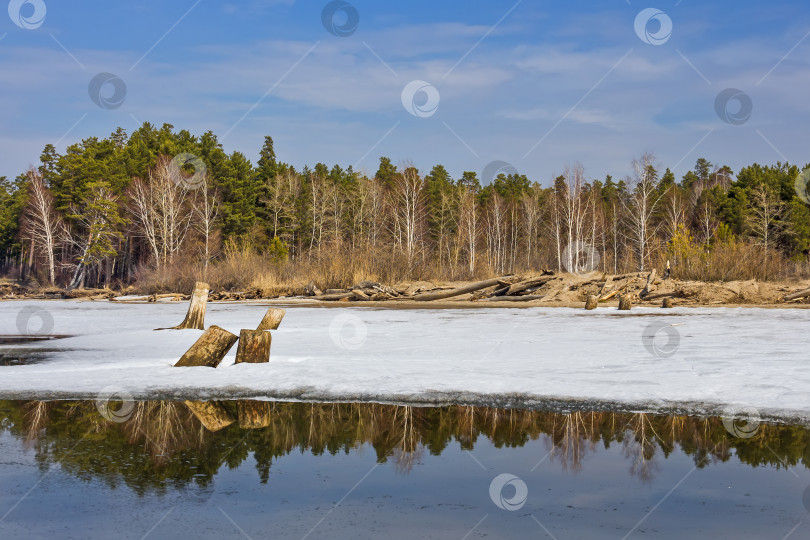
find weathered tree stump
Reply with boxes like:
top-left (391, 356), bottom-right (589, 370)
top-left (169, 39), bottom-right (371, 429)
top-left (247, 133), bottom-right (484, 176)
top-left (172, 281), bottom-right (209, 330)
top-left (585, 295), bottom-right (598, 310)
top-left (237, 400), bottom-right (272, 429)
top-left (662, 297), bottom-right (674, 308)
top-left (184, 401), bottom-right (235, 432)
top-left (174, 325), bottom-right (238, 367)
top-left (618, 295), bottom-right (632, 311)
top-left (234, 329), bottom-right (272, 364)
top-left (256, 308), bottom-right (286, 331)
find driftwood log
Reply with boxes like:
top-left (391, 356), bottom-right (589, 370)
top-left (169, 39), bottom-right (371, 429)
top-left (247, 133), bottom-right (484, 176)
top-left (184, 401), bottom-right (235, 431)
top-left (505, 276), bottom-right (556, 296)
top-left (317, 292), bottom-right (354, 301)
top-left (585, 295), bottom-right (598, 310)
top-left (783, 287), bottom-right (810, 302)
top-left (234, 329), bottom-right (272, 364)
top-left (174, 325), bottom-right (238, 367)
top-left (171, 282), bottom-right (209, 330)
top-left (237, 400), bottom-right (272, 429)
top-left (414, 276), bottom-right (511, 301)
top-left (618, 295), bottom-right (632, 310)
top-left (256, 308), bottom-right (286, 331)
top-left (662, 298), bottom-right (674, 308)
top-left (480, 295), bottom-right (545, 302)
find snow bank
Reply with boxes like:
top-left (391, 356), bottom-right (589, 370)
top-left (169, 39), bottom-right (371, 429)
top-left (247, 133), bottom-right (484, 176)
top-left (1, 300), bottom-right (808, 423)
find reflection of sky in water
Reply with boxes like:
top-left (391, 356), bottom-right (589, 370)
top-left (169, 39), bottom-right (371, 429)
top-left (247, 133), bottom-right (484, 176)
top-left (0, 402), bottom-right (808, 538)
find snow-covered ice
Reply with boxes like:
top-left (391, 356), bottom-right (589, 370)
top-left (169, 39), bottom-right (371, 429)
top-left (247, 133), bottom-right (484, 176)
top-left (0, 300), bottom-right (808, 422)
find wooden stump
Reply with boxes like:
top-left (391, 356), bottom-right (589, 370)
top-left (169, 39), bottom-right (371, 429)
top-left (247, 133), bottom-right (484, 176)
top-left (234, 329), bottom-right (272, 364)
top-left (662, 297), bottom-right (674, 308)
top-left (174, 325), bottom-right (238, 367)
top-left (256, 308), bottom-right (286, 331)
top-left (585, 295), bottom-right (598, 310)
top-left (237, 400), bottom-right (272, 429)
top-left (172, 282), bottom-right (209, 330)
top-left (618, 295), bottom-right (632, 311)
top-left (184, 401), bottom-right (235, 432)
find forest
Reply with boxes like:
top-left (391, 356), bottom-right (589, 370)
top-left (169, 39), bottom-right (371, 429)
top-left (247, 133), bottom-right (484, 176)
top-left (1, 122), bottom-right (809, 292)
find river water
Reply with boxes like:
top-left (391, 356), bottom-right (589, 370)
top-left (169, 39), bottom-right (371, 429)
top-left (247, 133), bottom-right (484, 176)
top-left (0, 400), bottom-right (808, 539)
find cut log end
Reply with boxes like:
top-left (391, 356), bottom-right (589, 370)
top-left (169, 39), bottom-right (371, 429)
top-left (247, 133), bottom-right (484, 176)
top-left (256, 308), bottom-right (286, 331)
top-left (174, 325), bottom-right (238, 367)
top-left (618, 295), bottom-right (632, 311)
top-left (234, 329), bottom-right (272, 364)
top-left (585, 295), bottom-right (598, 310)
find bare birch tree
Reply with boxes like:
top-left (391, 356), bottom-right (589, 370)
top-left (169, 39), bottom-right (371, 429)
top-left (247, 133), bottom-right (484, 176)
top-left (22, 169), bottom-right (63, 285)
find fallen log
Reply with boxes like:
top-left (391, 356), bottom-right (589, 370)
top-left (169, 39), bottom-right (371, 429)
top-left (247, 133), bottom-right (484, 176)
top-left (479, 294), bottom-right (545, 302)
top-left (237, 400), bottom-right (272, 429)
top-left (414, 276), bottom-right (512, 301)
top-left (505, 276), bottom-right (557, 296)
top-left (783, 287), bottom-right (810, 302)
top-left (174, 325), bottom-right (238, 367)
top-left (351, 289), bottom-right (370, 301)
top-left (317, 292), bottom-right (355, 301)
top-left (184, 401), bottom-right (235, 432)
top-left (167, 282), bottom-right (209, 330)
top-left (256, 308), bottom-right (285, 331)
top-left (234, 329), bottom-right (272, 364)
top-left (599, 278), bottom-right (640, 301)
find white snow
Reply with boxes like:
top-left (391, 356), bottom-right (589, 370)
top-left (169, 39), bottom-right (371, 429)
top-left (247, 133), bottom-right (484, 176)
top-left (1, 300), bottom-right (808, 422)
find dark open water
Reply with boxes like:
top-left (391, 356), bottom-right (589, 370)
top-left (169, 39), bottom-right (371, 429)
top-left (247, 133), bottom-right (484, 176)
top-left (0, 400), bottom-right (809, 539)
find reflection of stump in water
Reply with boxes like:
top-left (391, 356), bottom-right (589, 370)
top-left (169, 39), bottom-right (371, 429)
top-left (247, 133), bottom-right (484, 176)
top-left (234, 330), bottom-right (272, 364)
top-left (171, 282), bottom-right (209, 330)
top-left (237, 400), bottom-right (272, 429)
top-left (184, 401), bottom-right (235, 432)
top-left (174, 326), bottom-right (238, 367)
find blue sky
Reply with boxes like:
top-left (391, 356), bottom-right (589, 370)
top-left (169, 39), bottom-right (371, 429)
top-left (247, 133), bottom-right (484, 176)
top-left (1, 0), bottom-right (809, 184)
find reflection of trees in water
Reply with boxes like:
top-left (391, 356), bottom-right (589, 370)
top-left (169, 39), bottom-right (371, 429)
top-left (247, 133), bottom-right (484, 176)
top-left (1, 400), bottom-right (809, 493)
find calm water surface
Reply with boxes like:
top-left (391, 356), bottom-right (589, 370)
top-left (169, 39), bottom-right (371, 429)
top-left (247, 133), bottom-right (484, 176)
top-left (0, 400), bottom-right (808, 539)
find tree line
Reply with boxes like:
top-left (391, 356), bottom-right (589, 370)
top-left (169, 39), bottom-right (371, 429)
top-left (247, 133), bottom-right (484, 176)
top-left (1, 122), bottom-right (808, 290)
